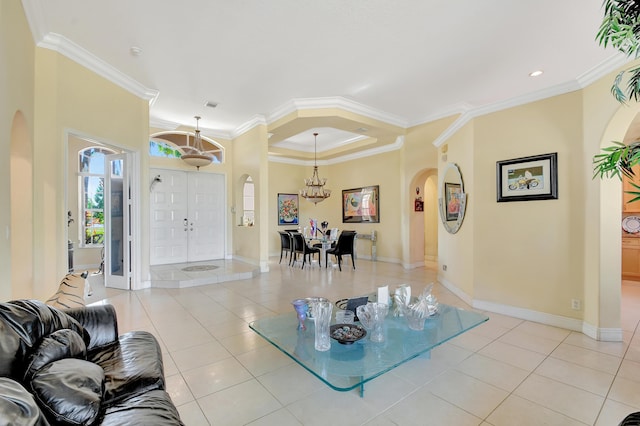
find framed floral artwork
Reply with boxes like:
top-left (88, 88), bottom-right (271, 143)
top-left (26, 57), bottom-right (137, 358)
top-left (277, 193), bottom-right (299, 225)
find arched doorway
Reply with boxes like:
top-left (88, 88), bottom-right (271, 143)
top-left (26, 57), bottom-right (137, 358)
top-left (10, 111), bottom-right (34, 299)
top-left (597, 106), bottom-right (640, 341)
top-left (409, 169), bottom-right (438, 268)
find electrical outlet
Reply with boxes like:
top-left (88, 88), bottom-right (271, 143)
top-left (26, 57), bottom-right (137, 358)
top-left (442, 264), bottom-right (447, 271)
top-left (571, 299), bottom-right (581, 310)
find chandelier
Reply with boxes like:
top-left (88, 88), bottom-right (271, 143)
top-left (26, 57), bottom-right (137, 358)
top-left (300, 132), bottom-right (331, 204)
top-left (180, 116), bottom-right (214, 170)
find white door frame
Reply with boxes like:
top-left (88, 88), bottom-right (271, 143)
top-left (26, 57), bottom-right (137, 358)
top-left (149, 168), bottom-right (226, 265)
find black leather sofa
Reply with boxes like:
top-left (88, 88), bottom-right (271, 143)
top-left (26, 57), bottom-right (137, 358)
top-left (0, 299), bottom-right (183, 425)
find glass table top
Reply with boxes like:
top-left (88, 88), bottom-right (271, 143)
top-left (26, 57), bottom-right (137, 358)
top-left (249, 303), bottom-right (489, 392)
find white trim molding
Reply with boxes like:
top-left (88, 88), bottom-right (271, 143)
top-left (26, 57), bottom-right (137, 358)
top-left (438, 277), bottom-right (623, 342)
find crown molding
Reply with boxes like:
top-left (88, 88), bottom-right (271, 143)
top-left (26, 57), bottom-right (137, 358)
top-left (266, 96), bottom-right (409, 129)
top-left (232, 115), bottom-right (268, 139)
top-left (431, 53), bottom-right (631, 148)
top-left (269, 135), bottom-right (405, 166)
top-left (149, 117), bottom-right (180, 131)
top-left (576, 52), bottom-right (630, 88)
top-left (35, 32), bottom-right (159, 105)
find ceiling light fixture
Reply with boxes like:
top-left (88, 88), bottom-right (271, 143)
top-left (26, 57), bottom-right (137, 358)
top-left (529, 70), bottom-right (544, 77)
top-left (179, 116), bottom-right (214, 170)
top-left (300, 132), bottom-right (331, 204)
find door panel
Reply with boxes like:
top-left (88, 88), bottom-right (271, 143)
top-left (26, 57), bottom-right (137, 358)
top-left (188, 173), bottom-right (225, 261)
top-left (150, 169), bottom-right (225, 265)
top-left (104, 154), bottom-right (131, 289)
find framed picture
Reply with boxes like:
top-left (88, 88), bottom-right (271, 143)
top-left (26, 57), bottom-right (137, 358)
top-left (496, 152), bottom-right (558, 202)
top-left (342, 185), bottom-right (379, 223)
top-left (277, 193), bottom-right (299, 225)
top-left (444, 183), bottom-right (462, 220)
top-left (414, 198), bottom-right (424, 212)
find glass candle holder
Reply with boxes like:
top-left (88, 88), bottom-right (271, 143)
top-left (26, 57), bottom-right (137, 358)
top-left (292, 299), bottom-right (308, 331)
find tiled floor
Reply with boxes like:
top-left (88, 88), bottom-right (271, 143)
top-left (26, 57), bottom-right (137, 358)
top-left (86, 260), bottom-right (640, 426)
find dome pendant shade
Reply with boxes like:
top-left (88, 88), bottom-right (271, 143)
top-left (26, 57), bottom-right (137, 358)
top-left (181, 116), bottom-right (214, 170)
top-left (300, 133), bottom-right (331, 204)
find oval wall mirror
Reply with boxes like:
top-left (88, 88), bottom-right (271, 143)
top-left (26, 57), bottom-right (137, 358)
top-left (438, 163), bottom-right (467, 234)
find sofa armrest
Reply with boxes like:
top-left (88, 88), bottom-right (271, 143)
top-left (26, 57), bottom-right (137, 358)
top-left (64, 304), bottom-right (119, 351)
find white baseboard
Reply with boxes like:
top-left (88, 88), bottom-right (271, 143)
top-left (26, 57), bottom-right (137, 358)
top-left (438, 277), bottom-right (623, 342)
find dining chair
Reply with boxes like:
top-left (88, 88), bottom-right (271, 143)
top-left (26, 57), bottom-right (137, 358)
top-left (291, 232), bottom-right (321, 269)
top-left (278, 231), bottom-right (293, 264)
top-left (325, 230), bottom-right (357, 271)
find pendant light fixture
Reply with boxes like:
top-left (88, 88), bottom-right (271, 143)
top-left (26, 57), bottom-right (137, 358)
top-left (180, 116), bottom-right (214, 170)
top-left (300, 132), bottom-right (331, 204)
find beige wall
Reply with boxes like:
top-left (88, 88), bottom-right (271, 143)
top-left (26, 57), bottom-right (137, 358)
top-left (268, 149), bottom-right (403, 263)
top-left (32, 49), bottom-right (149, 298)
top-left (3, 0), bottom-right (639, 337)
top-left (1, 0), bottom-right (35, 300)
top-left (469, 93), bottom-right (583, 317)
top-left (232, 125), bottom-right (269, 268)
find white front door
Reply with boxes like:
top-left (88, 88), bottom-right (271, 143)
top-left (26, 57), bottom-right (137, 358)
top-left (150, 169), bottom-right (225, 265)
top-left (104, 154), bottom-right (131, 289)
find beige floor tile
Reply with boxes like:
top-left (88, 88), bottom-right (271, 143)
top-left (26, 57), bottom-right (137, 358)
top-left (498, 328), bottom-right (562, 355)
top-left (618, 358), bottom-right (640, 383)
top-left (596, 399), bottom-right (640, 426)
top-left (535, 357), bottom-right (615, 396)
top-left (219, 329), bottom-right (270, 355)
top-left (170, 340), bottom-right (232, 372)
top-left (198, 379), bottom-right (282, 425)
top-left (550, 342), bottom-right (622, 374)
top-left (235, 344), bottom-right (294, 377)
top-left (175, 400), bottom-right (210, 426)
top-left (563, 332), bottom-right (628, 358)
top-left (486, 394), bottom-right (587, 426)
top-left (383, 387), bottom-right (483, 426)
top-left (515, 321), bottom-right (572, 342)
top-left (286, 386), bottom-right (382, 426)
top-left (449, 329), bottom-right (494, 352)
top-left (609, 376), bottom-right (640, 408)
top-left (427, 369), bottom-right (508, 418)
top-left (165, 373), bottom-right (194, 406)
top-left (182, 357), bottom-right (253, 398)
top-left (87, 259), bottom-right (640, 425)
top-left (246, 408), bottom-right (303, 426)
top-left (257, 363), bottom-right (325, 406)
top-left (479, 340), bottom-right (546, 371)
top-left (455, 353), bottom-right (530, 392)
top-left (514, 374), bottom-right (604, 424)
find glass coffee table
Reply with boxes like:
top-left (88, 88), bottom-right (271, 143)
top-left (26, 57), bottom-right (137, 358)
top-left (249, 303), bottom-right (488, 396)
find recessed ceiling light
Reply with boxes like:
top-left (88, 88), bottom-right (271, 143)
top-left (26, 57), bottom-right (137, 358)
top-left (129, 46), bottom-right (142, 57)
top-left (529, 70), bottom-right (544, 77)
top-left (204, 101), bottom-right (218, 109)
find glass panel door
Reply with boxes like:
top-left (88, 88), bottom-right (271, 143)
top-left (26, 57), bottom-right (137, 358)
top-left (104, 154), bottom-right (131, 289)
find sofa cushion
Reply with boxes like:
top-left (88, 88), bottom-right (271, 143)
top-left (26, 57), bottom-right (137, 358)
top-left (88, 331), bottom-right (165, 404)
top-left (0, 300), bottom-right (89, 379)
top-left (24, 329), bottom-right (87, 381)
top-left (101, 389), bottom-right (184, 426)
top-left (0, 377), bottom-right (49, 426)
top-left (30, 358), bottom-right (104, 426)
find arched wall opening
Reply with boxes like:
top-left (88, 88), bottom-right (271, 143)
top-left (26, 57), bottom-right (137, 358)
top-left (10, 110), bottom-right (34, 299)
top-left (597, 105), bottom-right (640, 340)
top-left (409, 168), bottom-right (438, 268)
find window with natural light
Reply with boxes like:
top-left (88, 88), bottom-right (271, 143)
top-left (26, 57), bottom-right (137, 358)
top-left (243, 176), bottom-right (255, 226)
top-left (78, 147), bottom-right (116, 246)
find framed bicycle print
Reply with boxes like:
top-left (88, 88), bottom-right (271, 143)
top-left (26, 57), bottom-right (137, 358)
top-left (496, 152), bottom-right (558, 202)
